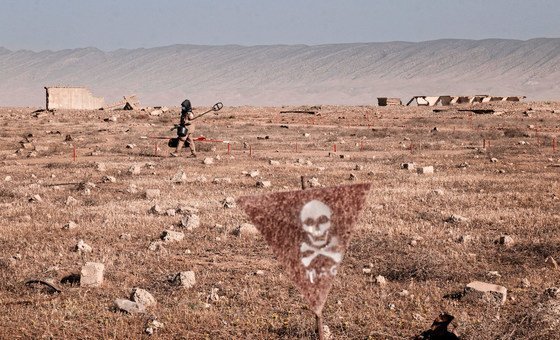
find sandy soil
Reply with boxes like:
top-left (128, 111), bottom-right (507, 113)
top-left (0, 102), bottom-right (559, 339)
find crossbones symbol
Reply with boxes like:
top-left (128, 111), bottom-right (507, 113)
top-left (299, 200), bottom-right (343, 268)
top-left (300, 237), bottom-right (342, 267)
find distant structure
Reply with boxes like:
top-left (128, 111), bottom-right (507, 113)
top-left (44, 86), bottom-right (105, 111)
top-left (406, 95), bottom-right (525, 106)
top-left (104, 95), bottom-right (141, 110)
top-left (377, 97), bottom-right (402, 106)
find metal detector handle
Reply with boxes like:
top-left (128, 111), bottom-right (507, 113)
top-left (191, 102), bottom-right (224, 121)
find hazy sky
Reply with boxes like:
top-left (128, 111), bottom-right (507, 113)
top-left (1, 0), bottom-right (560, 51)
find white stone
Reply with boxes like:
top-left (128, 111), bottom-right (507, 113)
top-left (256, 180), bottom-right (271, 188)
top-left (144, 189), bottom-right (160, 200)
top-left (466, 281), bottom-right (507, 304)
top-left (222, 197), bottom-right (236, 209)
top-left (181, 214), bottom-right (200, 230)
top-left (447, 214), bottom-right (468, 223)
top-left (63, 221), bottom-right (78, 230)
top-left (149, 204), bottom-right (164, 215)
top-left (66, 196), bottom-right (78, 206)
top-left (203, 157), bottom-right (214, 165)
top-left (499, 235), bottom-right (514, 247)
top-left (307, 177), bottom-right (321, 188)
top-left (75, 240), bottom-right (92, 253)
top-left (4, 176), bottom-right (12, 182)
top-left (114, 298), bottom-right (145, 314)
top-left (171, 170), bottom-right (187, 183)
top-left (375, 275), bottom-right (387, 287)
top-left (171, 271), bottom-right (196, 288)
top-left (95, 163), bottom-right (106, 172)
top-left (232, 223), bottom-right (259, 236)
top-left (269, 160), bottom-right (280, 166)
top-left (131, 288), bottom-right (157, 308)
top-left (161, 230), bottom-right (184, 242)
top-left (80, 262), bottom-right (104, 287)
top-left (212, 177), bottom-right (232, 184)
top-left (248, 170), bottom-right (260, 178)
top-left (102, 176), bottom-right (116, 183)
top-left (128, 164), bottom-right (141, 175)
top-left (417, 166), bottom-right (434, 174)
top-left (401, 163), bottom-right (415, 170)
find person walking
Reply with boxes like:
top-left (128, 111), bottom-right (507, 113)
top-left (171, 99), bottom-right (197, 157)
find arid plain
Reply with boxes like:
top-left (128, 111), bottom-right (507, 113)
top-left (1, 102), bottom-right (559, 339)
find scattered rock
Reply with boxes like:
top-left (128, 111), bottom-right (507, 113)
top-left (375, 275), bottom-right (387, 287)
top-left (145, 319), bottom-right (164, 335)
top-left (458, 162), bottom-right (469, 169)
top-left (307, 177), bottom-right (321, 188)
top-left (417, 166), bottom-right (434, 174)
top-left (170, 271), bottom-right (196, 288)
top-left (269, 160), bottom-right (280, 166)
top-left (362, 268), bottom-right (372, 274)
top-left (256, 180), bottom-right (271, 188)
top-left (75, 240), bottom-right (92, 253)
top-left (222, 197), bottom-right (236, 209)
top-left (520, 278), bottom-right (531, 288)
top-left (354, 164), bottom-right (364, 171)
top-left (128, 164), bottom-right (141, 175)
top-left (171, 170), bottom-right (187, 184)
top-left (248, 170), bottom-right (260, 178)
top-left (126, 144), bottom-right (136, 149)
top-left (120, 233), bottom-right (132, 241)
top-left (28, 194), bottom-right (43, 203)
top-left (65, 196), bottom-right (78, 206)
top-left (127, 184), bottom-right (138, 194)
top-left (131, 288), bottom-right (157, 308)
top-left (144, 189), bottom-right (160, 200)
top-left (181, 214), bottom-right (200, 230)
top-left (401, 163), bottom-right (415, 170)
top-left (5, 175), bottom-right (12, 182)
top-left (465, 281), bottom-right (507, 304)
top-left (165, 209), bottom-right (176, 217)
top-left (149, 204), bottom-right (164, 215)
top-left (80, 262), bottom-right (105, 288)
top-left (544, 287), bottom-right (560, 298)
top-left (446, 214), bottom-right (468, 224)
top-left (212, 177), bottom-right (232, 184)
top-left (63, 221), bottom-right (78, 230)
top-left (546, 256), bottom-right (558, 270)
top-left (203, 157), bottom-right (214, 165)
top-left (457, 235), bottom-right (473, 244)
top-left (348, 173), bottom-right (357, 181)
top-left (102, 175), bottom-right (116, 183)
top-left (498, 235), bottom-right (514, 247)
top-left (432, 189), bottom-right (445, 196)
top-left (148, 240), bottom-right (165, 252)
top-left (232, 223), bottom-right (259, 236)
top-left (490, 158), bottom-right (498, 163)
top-left (114, 298), bottom-right (145, 314)
top-left (161, 230), bottom-right (184, 242)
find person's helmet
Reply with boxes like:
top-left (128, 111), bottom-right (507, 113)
top-left (181, 99), bottom-right (192, 113)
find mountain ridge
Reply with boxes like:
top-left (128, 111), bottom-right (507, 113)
top-left (1, 39), bottom-right (559, 107)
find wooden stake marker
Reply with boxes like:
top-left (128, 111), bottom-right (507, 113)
top-left (238, 183), bottom-right (371, 339)
top-left (73, 145), bottom-right (76, 161)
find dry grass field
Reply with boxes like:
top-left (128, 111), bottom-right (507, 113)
top-left (0, 102), bottom-right (559, 339)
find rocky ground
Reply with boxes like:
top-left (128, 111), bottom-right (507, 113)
top-left (0, 102), bottom-right (559, 339)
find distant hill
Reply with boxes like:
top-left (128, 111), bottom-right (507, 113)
top-left (1, 39), bottom-right (559, 107)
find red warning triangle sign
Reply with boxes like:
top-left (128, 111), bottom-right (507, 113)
top-left (238, 183), bottom-right (371, 315)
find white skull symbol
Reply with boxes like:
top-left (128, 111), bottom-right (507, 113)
top-left (300, 200), bottom-right (332, 247)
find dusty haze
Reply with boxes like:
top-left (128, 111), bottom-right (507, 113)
top-left (1, 38), bottom-right (559, 107)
